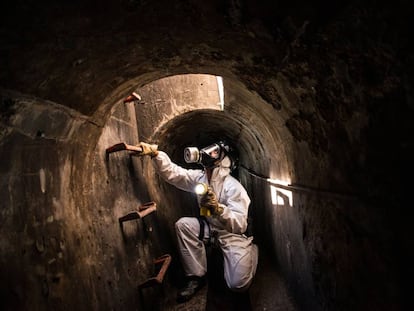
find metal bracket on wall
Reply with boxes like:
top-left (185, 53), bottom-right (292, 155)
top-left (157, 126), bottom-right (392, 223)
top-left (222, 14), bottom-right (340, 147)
top-left (138, 254), bottom-right (172, 289)
top-left (118, 202), bottom-right (157, 224)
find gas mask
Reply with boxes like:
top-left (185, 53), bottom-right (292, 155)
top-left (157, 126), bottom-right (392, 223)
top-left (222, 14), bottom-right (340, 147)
top-left (184, 141), bottom-right (230, 169)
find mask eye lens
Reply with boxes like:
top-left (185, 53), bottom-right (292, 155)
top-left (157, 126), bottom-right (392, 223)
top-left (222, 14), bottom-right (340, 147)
top-left (209, 149), bottom-right (219, 159)
top-left (201, 144), bottom-right (220, 159)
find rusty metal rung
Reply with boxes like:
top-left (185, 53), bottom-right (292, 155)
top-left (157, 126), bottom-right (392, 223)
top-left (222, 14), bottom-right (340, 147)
top-left (123, 92), bottom-right (141, 103)
top-left (119, 202), bottom-right (157, 224)
top-left (138, 254), bottom-right (172, 289)
top-left (106, 142), bottom-right (143, 154)
top-left (118, 211), bottom-right (140, 223)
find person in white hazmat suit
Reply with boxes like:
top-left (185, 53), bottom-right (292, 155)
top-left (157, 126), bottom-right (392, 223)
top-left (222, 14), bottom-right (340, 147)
top-left (135, 141), bottom-right (258, 303)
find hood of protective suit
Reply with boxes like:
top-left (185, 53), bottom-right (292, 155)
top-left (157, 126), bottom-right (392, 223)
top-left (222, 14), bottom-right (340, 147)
top-left (209, 156), bottom-right (231, 196)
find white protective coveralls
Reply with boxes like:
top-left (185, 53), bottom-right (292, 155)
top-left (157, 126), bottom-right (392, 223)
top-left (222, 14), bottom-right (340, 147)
top-left (152, 151), bottom-right (258, 291)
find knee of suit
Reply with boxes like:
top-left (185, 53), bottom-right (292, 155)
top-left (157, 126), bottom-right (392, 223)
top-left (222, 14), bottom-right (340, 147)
top-left (225, 274), bottom-right (252, 292)
top-left (175, 217), bottom-right (192, 233)
top-left (224, 251), bottom-right (257, 292)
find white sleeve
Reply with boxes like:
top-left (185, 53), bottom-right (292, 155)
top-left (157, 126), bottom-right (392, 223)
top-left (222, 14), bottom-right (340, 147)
top-left (217, 178), bottom-right (251, 234)
top-left (152, 151), bottom-right (203, 192)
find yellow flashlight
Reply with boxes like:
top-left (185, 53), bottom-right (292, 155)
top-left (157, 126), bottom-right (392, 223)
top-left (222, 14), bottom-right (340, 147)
top-left (195, 183), bottom-right (208, 195)
top-left (194, 183), bottom-right (211, 217)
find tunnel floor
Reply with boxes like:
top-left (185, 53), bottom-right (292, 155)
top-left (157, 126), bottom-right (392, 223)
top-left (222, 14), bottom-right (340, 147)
top-left (158, 248), bottom-right (298, 311)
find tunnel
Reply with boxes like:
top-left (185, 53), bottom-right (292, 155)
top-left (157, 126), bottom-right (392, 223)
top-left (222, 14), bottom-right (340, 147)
top-left (0, 1), bottom-right (413, 311)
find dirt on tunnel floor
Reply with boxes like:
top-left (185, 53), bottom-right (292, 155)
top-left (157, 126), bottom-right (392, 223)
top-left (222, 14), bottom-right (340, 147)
top-left (159, 247), bottom-right (298, 311)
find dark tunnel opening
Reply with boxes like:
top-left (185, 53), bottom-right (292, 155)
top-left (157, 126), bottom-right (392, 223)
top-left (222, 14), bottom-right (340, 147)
top-left (130, 74), bottom-right (292, 247)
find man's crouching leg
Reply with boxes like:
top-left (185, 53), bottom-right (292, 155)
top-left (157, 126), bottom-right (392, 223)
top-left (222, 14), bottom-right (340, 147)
top-left (175, 217), bottom-right (209, 303)
top-left (222, 238), bottom-right (258, 292)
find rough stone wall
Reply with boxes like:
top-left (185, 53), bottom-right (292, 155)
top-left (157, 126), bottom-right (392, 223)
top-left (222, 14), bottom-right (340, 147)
top-left (0, 92), bottom-right (172, 310)
top-left (272, 4), bottom-right (413, 310)
top-left (0, 92), bottom-right (92, 310)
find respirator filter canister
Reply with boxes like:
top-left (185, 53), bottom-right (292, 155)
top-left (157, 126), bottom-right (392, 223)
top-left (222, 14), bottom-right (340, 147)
top-left (184, 147), bottom-right (200, 163)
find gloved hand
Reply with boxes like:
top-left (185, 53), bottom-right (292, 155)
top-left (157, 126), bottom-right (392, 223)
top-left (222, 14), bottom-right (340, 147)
top-left (200, 189), bottom-right (223, 216)
top-left (135, 142), bottom-right (159, 158)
